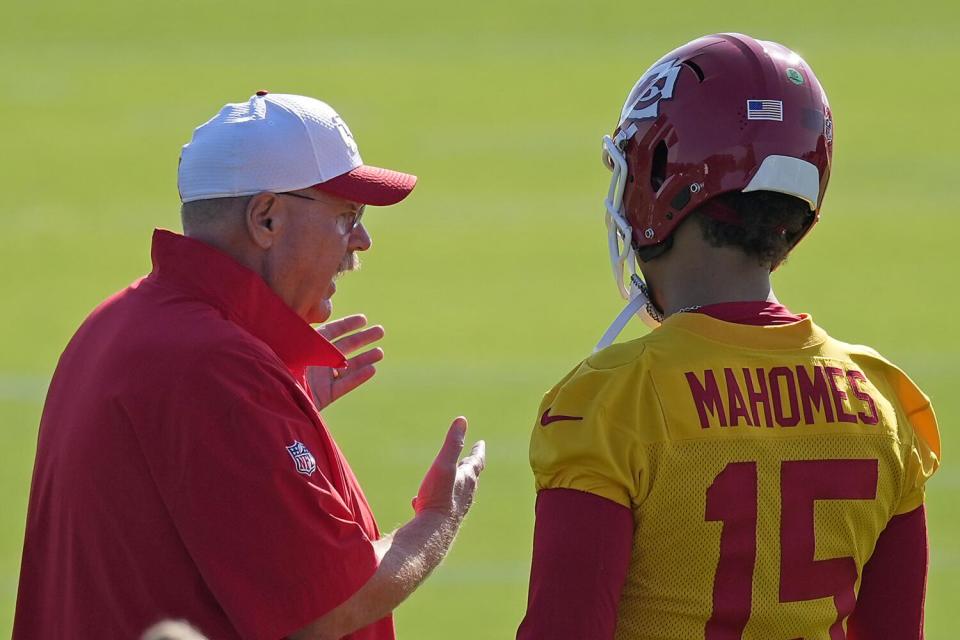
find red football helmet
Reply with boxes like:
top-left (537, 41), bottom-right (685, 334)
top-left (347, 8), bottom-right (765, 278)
top-left (596, 33), bottom-right (833, 350)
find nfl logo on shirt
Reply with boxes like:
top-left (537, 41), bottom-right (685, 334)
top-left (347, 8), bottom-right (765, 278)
top-left (286, 441), bottom-right (317, 476)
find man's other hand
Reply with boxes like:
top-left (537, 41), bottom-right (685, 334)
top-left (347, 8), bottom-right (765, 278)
top-left (413, 417), bottom-right (486, 522)
top-left (307, 314), bottom-right (384, 410)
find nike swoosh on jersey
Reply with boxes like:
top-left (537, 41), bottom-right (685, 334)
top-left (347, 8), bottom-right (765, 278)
top-left (540, 408), bottom-right (584, 426)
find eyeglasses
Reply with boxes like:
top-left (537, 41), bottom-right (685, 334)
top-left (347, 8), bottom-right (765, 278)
top-left (278, 191), bottom-right (365, 234)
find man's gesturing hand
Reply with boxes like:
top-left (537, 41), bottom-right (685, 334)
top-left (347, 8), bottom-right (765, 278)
top-left (307, 315), bottom-right (385, 411)
top-left (291, 417), bottom-right (486, 640)
top-left (413, 417), bottom-right (486, 521)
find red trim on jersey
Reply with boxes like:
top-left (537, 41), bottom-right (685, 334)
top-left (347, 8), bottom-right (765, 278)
top-left (694, 300), bottom-right (804, 325)
top-left (517, 489), bottom-right (634, 640)
top-left (848, 505), bottom-right (928, 640)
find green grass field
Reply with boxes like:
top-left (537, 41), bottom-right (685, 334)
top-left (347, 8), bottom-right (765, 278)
top-left (2, 0), bottom-right (958, 637)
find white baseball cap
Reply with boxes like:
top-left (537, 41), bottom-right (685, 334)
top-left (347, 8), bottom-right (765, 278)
top-left (177, 91), bottom-right (417, 206)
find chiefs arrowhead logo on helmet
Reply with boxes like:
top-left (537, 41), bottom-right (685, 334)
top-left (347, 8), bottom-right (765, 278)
top-left (619, 58), bottom-right (683, 125)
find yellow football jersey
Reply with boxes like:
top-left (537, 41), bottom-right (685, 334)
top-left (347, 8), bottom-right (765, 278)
top-left (530, 313), bottom-right (940, 640)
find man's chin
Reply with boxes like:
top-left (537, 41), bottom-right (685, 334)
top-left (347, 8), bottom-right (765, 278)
top-left (308, 298), bottom-right (333, 325)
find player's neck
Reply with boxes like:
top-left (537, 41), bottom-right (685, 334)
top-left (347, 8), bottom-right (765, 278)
top-left (658, 268), bottom-right (777, 317)
top-left (642, 227), bottom-right (777, 317)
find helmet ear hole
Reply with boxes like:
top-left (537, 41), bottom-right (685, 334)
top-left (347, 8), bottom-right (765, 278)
top-left (650, 140), bottom-right (669, 192)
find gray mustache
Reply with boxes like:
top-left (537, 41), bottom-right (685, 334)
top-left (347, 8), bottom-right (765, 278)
top-left (338, 252), bottom-right (360, 275)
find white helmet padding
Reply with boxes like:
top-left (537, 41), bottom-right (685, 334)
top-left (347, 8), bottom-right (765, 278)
top-left (742, 155), bottom-right (820, 210)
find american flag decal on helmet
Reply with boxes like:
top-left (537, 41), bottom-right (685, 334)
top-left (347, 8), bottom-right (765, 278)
top-left (747, 99), bottom-right (784, 121)
top-left (286, 441), bottom-right (317, 476)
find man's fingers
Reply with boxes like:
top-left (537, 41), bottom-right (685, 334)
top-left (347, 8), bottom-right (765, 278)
top-left (328, 349), bottom-right (383, 399)
top-left (333, 325), bottom-right (385, 356)
top-left (459, 440), bottom-right (486, 474)
top-left (316, 315), bottom-right (368, 341)
top-left (457, 440), bottom-right (487, 478)
top-left (344, 347), bottom-right (384, 371)
top-left (330, 365), bottom-right (377, 403)
top-left (435, 417), bottom-right (468, 466)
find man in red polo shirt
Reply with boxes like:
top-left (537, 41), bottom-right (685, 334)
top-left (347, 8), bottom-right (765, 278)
top-left (15, 92), bottom-right (485, 640)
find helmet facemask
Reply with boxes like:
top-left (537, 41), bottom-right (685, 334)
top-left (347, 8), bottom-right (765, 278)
top-left (596, 135), bottom-right (664, 353)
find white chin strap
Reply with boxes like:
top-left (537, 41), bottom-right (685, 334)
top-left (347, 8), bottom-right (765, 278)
top-left (595, 135), bottom-right (663, 353)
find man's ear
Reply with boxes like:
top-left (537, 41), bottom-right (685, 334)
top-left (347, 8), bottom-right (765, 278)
top-left (245, 192), bottom-right (283, 249)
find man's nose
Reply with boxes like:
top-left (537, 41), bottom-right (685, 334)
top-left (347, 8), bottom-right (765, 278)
top-left (350, 223), bottom-right (372, 252)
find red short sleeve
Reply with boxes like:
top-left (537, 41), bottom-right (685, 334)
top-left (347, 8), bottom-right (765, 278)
top-left (132, 343), bottom-right (378, 640)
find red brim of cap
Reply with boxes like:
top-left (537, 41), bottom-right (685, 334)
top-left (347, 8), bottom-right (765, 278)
top-left (313, 165), bottom-right (418, 206)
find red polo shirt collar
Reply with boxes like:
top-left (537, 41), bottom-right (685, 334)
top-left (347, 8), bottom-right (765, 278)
top-left (149, 229), bottom-right (346, 375)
